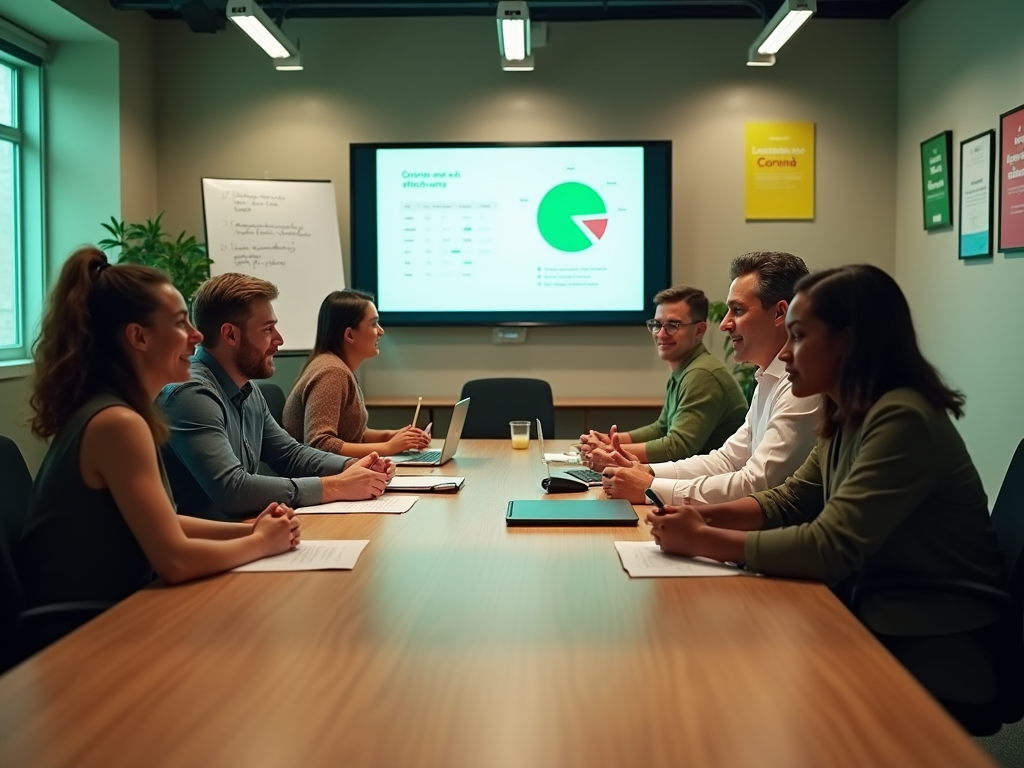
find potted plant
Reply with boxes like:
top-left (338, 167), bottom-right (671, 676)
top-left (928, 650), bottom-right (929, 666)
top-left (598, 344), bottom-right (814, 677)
top-left (708, 300), bottom-right (757, 403)
top-left (98, 213), bottom-right (213, 309)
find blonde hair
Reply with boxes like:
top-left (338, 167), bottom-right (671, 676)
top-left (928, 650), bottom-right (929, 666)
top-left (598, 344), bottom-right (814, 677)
top-left (192, 273), bottom-right (279, 348)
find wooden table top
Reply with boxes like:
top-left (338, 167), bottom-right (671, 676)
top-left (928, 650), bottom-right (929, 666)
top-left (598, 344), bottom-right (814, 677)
top-left (0, 441), bottom-right (994, 768)
top-left (365, 395), bottom-right (665, 409)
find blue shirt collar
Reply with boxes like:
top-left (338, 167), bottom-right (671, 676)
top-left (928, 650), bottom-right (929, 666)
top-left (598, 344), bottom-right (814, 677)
top-left (194, 346), bottom-right (252, 404)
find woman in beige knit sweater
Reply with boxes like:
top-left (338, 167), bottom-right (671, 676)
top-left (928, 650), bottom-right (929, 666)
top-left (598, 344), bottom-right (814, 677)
top-left (283, 290), bottom-right (430, 458)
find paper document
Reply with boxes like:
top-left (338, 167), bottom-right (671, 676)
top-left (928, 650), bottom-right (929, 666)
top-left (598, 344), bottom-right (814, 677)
top-left (387, 476), bottom-right (465, 491)
top-left (296, 496), bottom-right (418, 514)
top-left (614, 541), bottom-right (755, 578)
top-left (544, 452), bottom-right (582, 464)
top-left (232, 540), bottom-right (370, 572)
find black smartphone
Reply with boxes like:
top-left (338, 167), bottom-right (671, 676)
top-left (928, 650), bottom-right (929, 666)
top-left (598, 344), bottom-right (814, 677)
top-left (645, 488), bottom-right (666, 510)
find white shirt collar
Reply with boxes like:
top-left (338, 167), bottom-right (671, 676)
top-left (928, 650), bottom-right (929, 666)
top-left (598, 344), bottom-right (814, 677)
top-left (756, 353), bottom-right (788, 383)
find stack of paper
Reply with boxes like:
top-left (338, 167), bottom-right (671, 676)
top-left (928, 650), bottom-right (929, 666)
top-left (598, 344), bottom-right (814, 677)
top-left (296, 496), bottom-right (418, 514)
top-left (614, 541), bottom-right (755, 578)
top-left (233, 540), bottom-right (370, 572)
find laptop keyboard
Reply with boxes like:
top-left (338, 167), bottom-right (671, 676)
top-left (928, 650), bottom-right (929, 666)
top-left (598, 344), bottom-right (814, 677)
top-left (566, 467), bottom-right (603, 484)
top-left (404, 450), bottom-right (441, 463)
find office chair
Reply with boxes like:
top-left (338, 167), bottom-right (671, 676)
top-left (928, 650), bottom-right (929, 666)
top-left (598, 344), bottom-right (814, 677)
top-left (849, 437), bottom-right (1024, 735)
top-left (458, 378), bottom-right (555, 439)
top-left (0, 436), bottom-right (32, 672)
top-left (0, 435), bottom-right (112, 672)
top-left (257, 382), bottom-right (287, 427)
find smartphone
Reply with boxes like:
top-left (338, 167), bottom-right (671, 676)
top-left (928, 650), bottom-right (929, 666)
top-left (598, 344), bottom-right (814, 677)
top-left (644, 488), bottom-right (666, 510)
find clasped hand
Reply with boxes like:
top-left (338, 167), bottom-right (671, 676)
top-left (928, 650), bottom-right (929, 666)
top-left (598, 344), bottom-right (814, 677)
top-left (646, 502), bottom-right (708, 558)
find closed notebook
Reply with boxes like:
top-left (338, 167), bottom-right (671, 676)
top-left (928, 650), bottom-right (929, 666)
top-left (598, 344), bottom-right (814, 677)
top-left (505, 499), bottom-right (638, 527)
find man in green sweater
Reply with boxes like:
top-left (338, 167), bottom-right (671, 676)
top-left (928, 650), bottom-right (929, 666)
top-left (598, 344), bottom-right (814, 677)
top-left (581, 286), bottom-right (747, 465)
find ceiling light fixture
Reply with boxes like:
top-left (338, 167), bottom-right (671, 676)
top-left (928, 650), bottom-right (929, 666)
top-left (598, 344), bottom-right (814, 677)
top-left (748, 0), bottom-right (816, 65)
top-left (226, 1), bottom-right (298, 61)
top-left (497, 1), bottom-right (532, 71)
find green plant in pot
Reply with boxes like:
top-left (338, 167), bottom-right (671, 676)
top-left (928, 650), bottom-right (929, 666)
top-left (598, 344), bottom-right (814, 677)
top-left (709, 300), bottom-right (757, 403)
top-left (98, 213), bottom-right (212, 309)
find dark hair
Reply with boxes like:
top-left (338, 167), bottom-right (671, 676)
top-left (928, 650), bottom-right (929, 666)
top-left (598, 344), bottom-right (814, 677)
top-left (192, 273), bottom-right (279, 348)
top-left (729, 251), bottom-right (809, 308)
top-left (796, 264), bottom-right (965, 438)
top-left (301, 289), bottom-right (376, 372)
top-left (652, 286), bottom-right (708, 322)
top-left (30, 246), bottom-right (173, 441)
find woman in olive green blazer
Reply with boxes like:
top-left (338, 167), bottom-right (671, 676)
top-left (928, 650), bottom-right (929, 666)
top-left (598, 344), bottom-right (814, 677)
top-left (647, 265), bottom-right (1003, 698)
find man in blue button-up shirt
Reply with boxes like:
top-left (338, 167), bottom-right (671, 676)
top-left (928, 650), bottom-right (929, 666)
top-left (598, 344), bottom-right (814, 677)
top-left (159, 274), bottom-right (390, 521)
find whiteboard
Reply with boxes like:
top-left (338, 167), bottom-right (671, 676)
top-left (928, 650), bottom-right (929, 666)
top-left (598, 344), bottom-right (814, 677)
top-left (201, 178), bottom-right (346, 351)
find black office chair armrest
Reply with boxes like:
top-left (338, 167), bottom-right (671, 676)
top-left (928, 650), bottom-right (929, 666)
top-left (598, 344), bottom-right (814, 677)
top-left (20, 600), bottom-right (116, 624)
top-left (17, 601), bottom-right (117, 657)
top-left (848, 575), bottom-right (1012, 616)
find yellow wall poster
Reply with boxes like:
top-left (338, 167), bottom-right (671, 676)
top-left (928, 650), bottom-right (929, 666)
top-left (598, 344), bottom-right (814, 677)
top-left (745, 122), bottom-right (816, 220)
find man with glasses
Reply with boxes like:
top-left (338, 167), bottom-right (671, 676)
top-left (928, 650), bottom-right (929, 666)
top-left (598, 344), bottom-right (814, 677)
top-left (596, 252), bottom-right (821, 507)
top-left (580, 286), bottom-right (747, 465)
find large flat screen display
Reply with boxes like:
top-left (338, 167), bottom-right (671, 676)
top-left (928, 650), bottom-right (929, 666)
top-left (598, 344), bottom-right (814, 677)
top-left (350, 141), bottom-right (671, 325)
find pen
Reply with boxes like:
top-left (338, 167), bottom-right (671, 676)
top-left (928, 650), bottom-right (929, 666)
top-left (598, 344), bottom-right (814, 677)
top-left (412, 397), bottom-right (423, 429)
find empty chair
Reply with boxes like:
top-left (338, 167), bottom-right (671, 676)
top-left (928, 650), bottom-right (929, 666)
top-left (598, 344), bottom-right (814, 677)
top-left (257, 382), bottom-right (287, 427)
top-left (459, 378), bottom-right (555, 439)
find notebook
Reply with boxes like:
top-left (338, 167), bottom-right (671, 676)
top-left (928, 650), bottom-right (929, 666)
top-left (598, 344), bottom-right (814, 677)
top-left (505, 498), bottom-right (639, 527)
top-left (387, 397), bottom-right (470, 466)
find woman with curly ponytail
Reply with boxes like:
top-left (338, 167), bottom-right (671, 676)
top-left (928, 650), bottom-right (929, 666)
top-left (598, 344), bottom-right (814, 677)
top-left (19, 247), bottom-right (301, 649)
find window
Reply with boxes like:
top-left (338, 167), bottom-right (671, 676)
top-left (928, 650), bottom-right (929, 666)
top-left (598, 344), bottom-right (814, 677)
top-left (0, 37), bottom-right (43, 365)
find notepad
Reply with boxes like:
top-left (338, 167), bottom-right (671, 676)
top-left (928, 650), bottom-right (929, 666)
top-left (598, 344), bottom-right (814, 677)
top-left (614, 541), bottom-right (755, 578)
top-left (505, 498), bottom-right (638, 527)
top-left (387, 476), bottom-right (465, 492)
top-left (232, 540), bottom-right (369, 572)
top-left (296, 496), bottom-right (418, 514)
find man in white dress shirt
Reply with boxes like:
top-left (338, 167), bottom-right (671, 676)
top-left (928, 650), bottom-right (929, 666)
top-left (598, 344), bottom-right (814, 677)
top-left (597, 251), bottom-right (821, 505)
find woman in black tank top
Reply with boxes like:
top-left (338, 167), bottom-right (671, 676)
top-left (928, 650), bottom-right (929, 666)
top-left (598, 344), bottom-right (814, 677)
top-left (19, 247), bottom-right (302, 636)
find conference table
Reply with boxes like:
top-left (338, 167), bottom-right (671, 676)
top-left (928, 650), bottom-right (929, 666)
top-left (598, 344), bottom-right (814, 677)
top-left (0, 440), bottom-right (996, 768)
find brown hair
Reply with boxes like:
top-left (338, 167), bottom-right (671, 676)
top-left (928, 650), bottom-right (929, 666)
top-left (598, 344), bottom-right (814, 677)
top-left (192, 273), bottom-right (279, 348)
top-left (796, 264), bottom-right (965, 438)
top-left (652, 286), bottom-right (708, 322)
top-left (729, 251), bottom-right (809, 308)
top-left (301, 289), bottom-right (375, 374)
top-left (30, 246), bottom-right (173, 441)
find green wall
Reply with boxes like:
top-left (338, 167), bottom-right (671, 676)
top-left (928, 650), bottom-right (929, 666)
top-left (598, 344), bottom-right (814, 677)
top-left (895, 0), bottom-right (1024, 499)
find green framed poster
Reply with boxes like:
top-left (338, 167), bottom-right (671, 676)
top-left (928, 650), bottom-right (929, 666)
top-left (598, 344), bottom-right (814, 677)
top-left (921, 131), bottom-right (953, 229)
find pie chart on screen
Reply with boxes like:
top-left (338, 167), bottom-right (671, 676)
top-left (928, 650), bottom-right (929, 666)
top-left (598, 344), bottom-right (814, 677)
top-left (537, 182), bottom-right (608, 252)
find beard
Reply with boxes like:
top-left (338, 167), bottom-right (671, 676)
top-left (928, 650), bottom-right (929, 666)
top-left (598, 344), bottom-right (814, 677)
top-left (235, 336), bottom-right (275, 380)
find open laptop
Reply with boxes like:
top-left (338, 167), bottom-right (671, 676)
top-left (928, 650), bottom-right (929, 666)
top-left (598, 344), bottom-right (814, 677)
top-left (537, 419), bottom-right (603, 487)
top-left (387, 397), bottom-right (470, 466)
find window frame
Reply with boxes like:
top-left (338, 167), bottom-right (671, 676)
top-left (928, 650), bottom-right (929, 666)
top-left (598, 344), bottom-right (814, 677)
top-left (0, 40), bottom-right (44, 371)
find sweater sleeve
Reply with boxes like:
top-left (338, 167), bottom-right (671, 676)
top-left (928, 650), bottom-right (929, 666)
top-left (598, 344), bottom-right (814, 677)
top-left (302, 365), bottom-right (352, 455)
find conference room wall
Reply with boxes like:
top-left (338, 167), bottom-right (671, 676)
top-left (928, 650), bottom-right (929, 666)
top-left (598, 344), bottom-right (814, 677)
top-left (895, 0), bottom-right (1024, 500)
top-left (0, 0), bottom-right (157, 472)
top-left (152, 17), bottom-right (897, 405)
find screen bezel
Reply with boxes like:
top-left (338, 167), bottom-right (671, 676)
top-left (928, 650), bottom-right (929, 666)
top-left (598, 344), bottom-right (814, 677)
top-left (350, 140), bottom-right (672, 326)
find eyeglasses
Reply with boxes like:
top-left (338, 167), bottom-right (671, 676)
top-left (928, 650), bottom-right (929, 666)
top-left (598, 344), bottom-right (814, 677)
top-left (646, 319), bottom-right (701, 334)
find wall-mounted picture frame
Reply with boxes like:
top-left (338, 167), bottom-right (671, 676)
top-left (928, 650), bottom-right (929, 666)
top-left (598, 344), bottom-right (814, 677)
top-left (999, 103), bottom-right (1024, 252)
top-left (920, 130), bottom-right (953, 230)
top-left (958, 130), bottom-right (995, 259)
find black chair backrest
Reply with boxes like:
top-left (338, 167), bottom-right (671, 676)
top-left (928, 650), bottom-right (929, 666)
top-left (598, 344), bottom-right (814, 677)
top-left (257, 382), bottom-right (287, 428)
top-left (991, 437), bottom-right (1024, 602)
top-left (0, 436), bottom-right (32, 669)
top-left (459, 378), bottom-right (555, 440)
